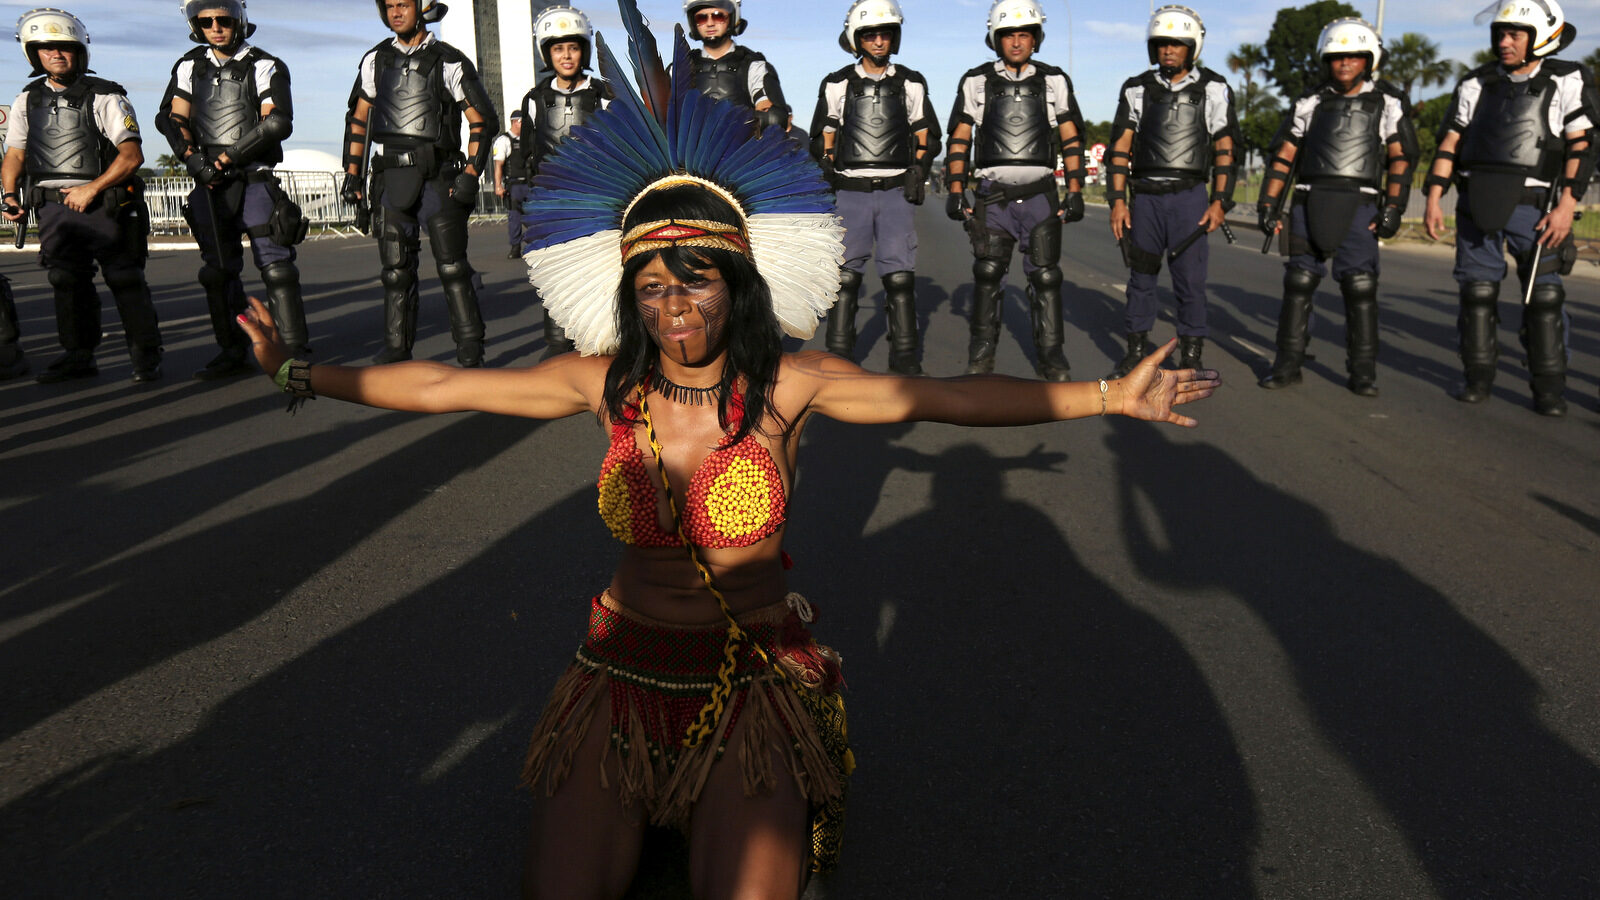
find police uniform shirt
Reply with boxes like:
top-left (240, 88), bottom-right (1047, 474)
top-left (956, 60), bottom-right (1076, 185)
top-left (357, 32), bottom-right (469, 106)
top-left (170, 43), bottom-right (282, 172)
top-left (1448, 60), bottom-right (1595, 188)
top-left (492, 133), bottom-right (513, 163)
top-left (4, 82), bottom-right (141, 188)
top-left (819, 63), bottom-right (934, 178)
top-left (1287, 82), bottom-right (1407, 196)
top-left (1116, 67), bottom-right (1233, 182)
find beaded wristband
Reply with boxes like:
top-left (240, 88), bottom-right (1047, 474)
top-left (274, 358), bottom-right (315, 414)
top-left (273, 358), bottom-right (293, 390)
top-left (1098, 378), bottom-right (1109, 416)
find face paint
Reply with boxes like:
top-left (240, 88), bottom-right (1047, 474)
top-left (634, 259), bottom-right (731, 366)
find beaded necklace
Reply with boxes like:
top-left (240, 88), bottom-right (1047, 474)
top-left (649, 370), bottom-right (723, 406)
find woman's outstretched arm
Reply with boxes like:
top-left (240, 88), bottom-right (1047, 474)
top-left (237, 296), bottom-right (601, 420)
top-left (791, 339), bottom-right (1220, 428)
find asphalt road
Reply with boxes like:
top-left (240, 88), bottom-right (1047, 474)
top-left (2, 205), bottom-right (1598, 898)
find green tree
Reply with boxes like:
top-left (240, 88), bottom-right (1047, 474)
top-left (1383, 32), bottom-right (1456, 104)
top-left (1264, 0), bottom-right (1361, 102)
top-left (156, 154), bottom-right (182, 177)
top-left (1228, 42), bottom-right (1269, 94)
top-left (1411, 94), bottom-right (1453, 187)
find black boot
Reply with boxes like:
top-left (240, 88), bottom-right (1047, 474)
top-left (1260, 267), bottom-right (1317, 389)
top-left (37, 267), bottom-right (101, 383)
top-left (1522, 282), bottom-right (1567, 417)
top-left (1454, 281), bottom-right (1499, 403)
top-left (965, 258), bottom-right (1006, 375)
top-left (0, 275), bottom-right (27, 380)
top-left (194, 263), bottom-right (250, 379)
top-left (826, 269), bottom-right (862, 359)
top-left (1028, 266), bottom-right (1070, 381)
top-left (1177, 336), bottom-right (1204, 370)
top-left (1108, 332), bottom-right (1151, 380)
top-left (438, 260), bottom-right (486, 367)
top-left (1341, 271), bottom-right (1379, 397)
top-left (882, 271), bottom-right (923, 375)
top-left (260, 260), bottom-right (311, 357)
top-left (541, 309), bottom-right (576, 360)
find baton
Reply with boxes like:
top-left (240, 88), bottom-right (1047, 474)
top-left (1168, 218), bottom-right (1235, 263)
top-left (11, 207), bottom-right (26, 249)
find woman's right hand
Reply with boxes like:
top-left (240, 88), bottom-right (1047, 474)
top-left (236, 295), bottom-right (290, 379)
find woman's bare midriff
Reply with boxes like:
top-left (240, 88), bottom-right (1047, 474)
top-left (607, 538), bottom-right (789, 624)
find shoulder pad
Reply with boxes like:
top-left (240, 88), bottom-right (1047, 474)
top-left (180, 46), bottom-right (209, 63)
top-left (737, 47), bottom-right (767, 63)
top-left (598, 79), bottom-right (616, 101)
top-left (432, 41), bottom-right (471, 65)
top-left (250, 48), bottom-right (286, 69)
top-left (961, 63), bottom-right (993, 81)
top-left (368, 39), bottom-right (393, 55)
top-left (82, 76), bottom-right (128, 97)
top-left (898, 66), bottom-right (929, 86)
top-left (1467, 61), bottom-right (1499, 81)
top-left (1371, 79), bottom-right (1405, 98)
top-left (1197, 67), bottom-right (1230, 86)
top-left (1031, 60), bottom-right (1065, 77)
top-left (1539, 58), bottom-right (1581, 77)
top-left (824, 65), bottom-right (853, 83)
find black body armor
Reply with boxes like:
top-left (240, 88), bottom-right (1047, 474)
top-left (974, 70), bottom-right (1053, 168)
top-left (502, 134), bottom-right (528, 181)
top-left (835, 71), bottom-right (911, 170)
top-left (691, 48), bottom-right (753, 108)
top-left (372, 44), bottom-right (453, 149)
top-left (1459, 69), bottom-right (1561, 181)
top-left (193, 57), bottom-right (259, 152)
top-left (1299, 91), bottom-right (1386, 188)
top-left (529, 80), bottom-right (603, 167)
top-left (1133, 76), bottom-right (1210, 178)
top-left (23, 78), bottom-right (118, 182)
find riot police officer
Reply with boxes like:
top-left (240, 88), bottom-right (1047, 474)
top-left (518, 4), bottom-right (610, 359)
top-left (1424, 0), bottom-right (1596, 416)
top-left (1105, 4), bottom-right (1237, 376)
top-left (492, 110), bottom-right (527, 260)
top-left (811, 0), bottom-right (939, 375)
top-left (2, 8), bottom-right (163, 384)
top-left (943, 0), bottom-right (1087, 380)
top-left (158, 1), bottom-right (310, 379)
top-left (684, 0), bottom-right (792, 134)
top-left (343, 0), bottom-right (496, 367)
top-left (1257, 18), bottom-right (1417, 397)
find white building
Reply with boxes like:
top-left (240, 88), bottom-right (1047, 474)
top-left (439, 0), bottom-right (542, 131)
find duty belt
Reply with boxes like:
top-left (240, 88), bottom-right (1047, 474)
top-left (975, 176), bottom-right (1054, 205)
top-left (1463, 177), bottom-right (1549, 207)
top-left (832, 174), bottom-right (903, 192)
top-left (1132, 176), bottom-right (1203, 196)
top-left (372, 150), bottom-right (420, 170)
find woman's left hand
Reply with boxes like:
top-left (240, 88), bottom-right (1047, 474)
top-left (1116, 338), bottom-right (1221, 428)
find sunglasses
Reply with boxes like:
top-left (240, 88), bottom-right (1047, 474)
top-left (694, 10), bottom-right (728, 24)
top-left (196, 16), bottom-right (237, 29)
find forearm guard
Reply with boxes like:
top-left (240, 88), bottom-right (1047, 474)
top-left (1425, 149), bottom-right (1456, 197)
top-left (161, 111), bottom-right (196, 159)
top-left (1565, 129), bottom-right (1595, 201)
top-left (225, 111), bottom-right (292, 168)
top-left (944, 137), bottom-right (971, 189)
top-left (461, 78), bottom-right (497, 174)
top-left (1210, 144), bottom-right (1238, 211)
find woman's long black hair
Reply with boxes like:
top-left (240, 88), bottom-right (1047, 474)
top-left (603, 183), bottom-right (788, 444)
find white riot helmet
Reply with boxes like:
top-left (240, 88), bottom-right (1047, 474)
top-left (684, 0), bottom-right (746, 38)
top-left (985, 0), bottom-right (1046, 51)
top-left (182, 1), bottom-right (255, 48)
top-left (15, 8), bottom-right (89, 77)
top-left (1146, 5), bottom-right (1204, 68)
top-left (838, 0), bottom-right (903, 56)
top-left (535, 5), bottom-right (594, 70)
top-left (1475, 0), bottom-right (1575, 63)
top-left (1317, 17), bottom-right (1382, 75)
top-left (372, 0), bottom-right (448, 28)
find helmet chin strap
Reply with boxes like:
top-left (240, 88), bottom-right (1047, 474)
top-left (1158, 63), bottom-right (1189, 79)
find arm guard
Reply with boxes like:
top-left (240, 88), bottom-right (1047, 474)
top-left (944, 135), bottom-right (971, 189)
top-left (224, 111), bottom-right (291, 168)
top-left (1384, 116), bottom-right (1421, 214)
top-left (755, 104), bottom-right (790, 133)
top-left (461, 74), bottom-right (497, 173)
top-left (1565, 129), bottom-right (1596, 201)
top-left (155, 72), bottom-right (195, 159)
top-left (1425, 148), bottom-right (1456, 196)
top-left (260, 63), bottom-right (293, 122)
top-left (1210, 142), bottom-right (1238, 210)
top-left (343, 79), bottom-right (368, 176)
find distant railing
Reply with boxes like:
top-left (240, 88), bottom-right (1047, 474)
top-left (144, 171), bottom-right (510, 237)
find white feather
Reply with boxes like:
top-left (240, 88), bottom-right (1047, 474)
top-left (525, 230), bottom-right (624, 355)
top-left (748, 213), bottom-right (846, 340)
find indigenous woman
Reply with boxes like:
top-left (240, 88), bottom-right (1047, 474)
top-left (238, 6), bottom-right (1220, 899)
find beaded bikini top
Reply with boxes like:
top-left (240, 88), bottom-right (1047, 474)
top-left (598, 387), bottom-right (787, 548)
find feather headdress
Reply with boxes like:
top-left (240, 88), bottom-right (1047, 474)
top-left (521, 1), bottom-right (844, 356)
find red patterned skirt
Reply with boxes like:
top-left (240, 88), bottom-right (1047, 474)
top-left (521, 592), bottom-right (852, 869)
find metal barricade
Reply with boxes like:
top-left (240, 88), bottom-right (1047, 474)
top-left (146, 170), bottom-right (512, 238)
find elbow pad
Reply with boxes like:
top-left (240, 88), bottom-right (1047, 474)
top-left (226, 112), bottom-right (292, 167)
top-left (756, 104), bottom-right (790, 134)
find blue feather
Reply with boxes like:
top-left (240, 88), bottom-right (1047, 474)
top-left (614, 0), bottom-right (670, 126)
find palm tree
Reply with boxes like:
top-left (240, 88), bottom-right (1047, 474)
top-left (1228, 43), bottom-right (1269, 94)
top-left (156, 154), bottom-right (182, 178)
top-left (1584, 47), bottom-right (1600, 82)
top-left (1383, 32), bottom-right (1455, 103)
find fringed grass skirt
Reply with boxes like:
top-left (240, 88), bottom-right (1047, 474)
top-left (521, 591), bottom-right (853, 872)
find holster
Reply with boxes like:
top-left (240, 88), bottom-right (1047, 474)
top-left (1120, 237), bottom-right (1163, 275)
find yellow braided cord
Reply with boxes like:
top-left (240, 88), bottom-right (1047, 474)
top-left (638, 391), bottom-right (777, 748)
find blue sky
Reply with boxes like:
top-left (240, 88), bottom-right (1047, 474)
top-left (2, 0), bottom-right (1596, 159)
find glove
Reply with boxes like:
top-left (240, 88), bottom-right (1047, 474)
top-left (819, 153), bottom-right (836, 181)
top-left (903, 168), bottom-right (926, 206)
top-left (449, 170), bottom-right (480, 206)
top-left (186, 153), bottom-right (221, 188)
top-left (945, 191), bottom-right (971, 222)
top-left (1372, 203), bottom-right (1403, 239)
top-left (1061, 191), bottom-right (1084, 223)
top-left (1257, 202), bottom-right (1277, 237)
top-left (341, 173), bottom-right (363, 206)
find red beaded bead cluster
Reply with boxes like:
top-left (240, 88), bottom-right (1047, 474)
top-left (683, 442), bottom-right (786, 547)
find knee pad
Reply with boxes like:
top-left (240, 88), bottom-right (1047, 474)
top-left (1460, 280), bottom-right (1499, 310)
top-left (103, 266), bottom-right (145, 293)
top-left (378, 222), bottom-right (415, 270)
top-left (1284, 266), bottom-right (1321, 295)
top-left (259, 260), bottom-right (299, 290)
top-left (973, 257), bottom-right (1009, 283)
top-left (882, 270), bottom-right (915, 291)
top-left (426, 211), bottom-right (470, 263)
top-left (837, 268), bottom-right (863, 292)
top-left (1340, 271), bottom-right (1377, 302)
top-left (381, 266), bottom-right (416, 291)
top-left (1027, 217), bottom-right (1062, 268)
top-left (1027, 265), bottom-right (1063, 290)
top-left (436, 259), bottom-right (473, 284)
top-left (1525, 282), bottom-right (1564, 313)
top-left (47, 267), bottom-right (85, 291)
top-left (198, 264), bottom-right (230, 292)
